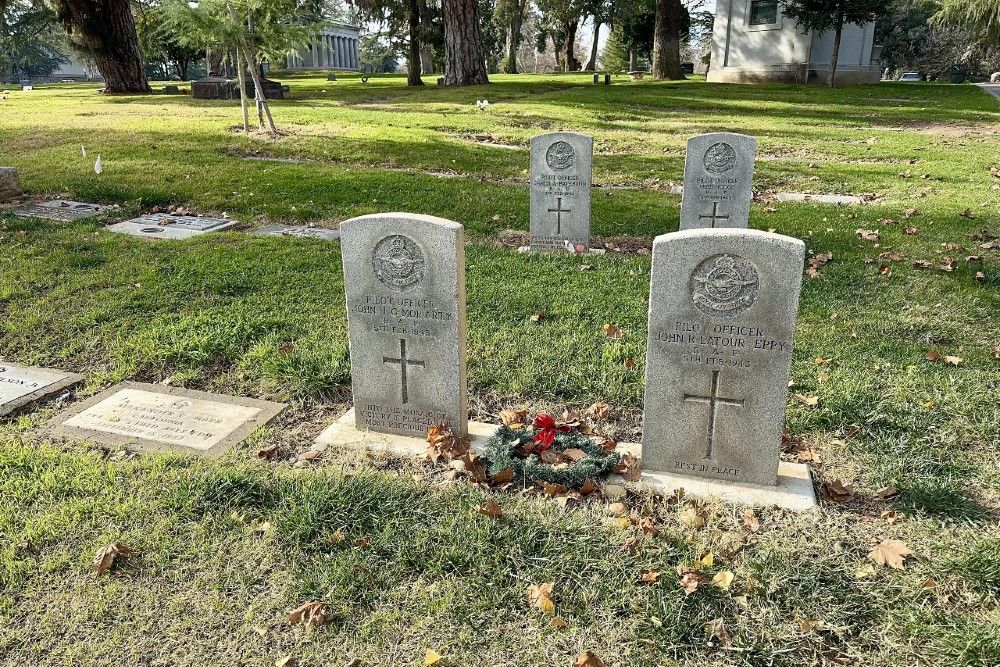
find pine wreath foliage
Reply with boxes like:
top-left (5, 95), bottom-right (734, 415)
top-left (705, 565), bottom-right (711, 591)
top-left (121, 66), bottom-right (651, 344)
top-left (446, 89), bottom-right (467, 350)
top-left (484, 424), bottom-right (620, 489)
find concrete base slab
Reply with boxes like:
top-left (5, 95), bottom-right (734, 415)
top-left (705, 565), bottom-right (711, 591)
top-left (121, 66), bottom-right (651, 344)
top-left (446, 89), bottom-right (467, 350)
top-left (639, 460), bottom-right (817, 511)
top-left (315, 407), bottom-right (494, 457)
top-left (517, 245), bottom-right (605, 255)
top-left (14, 200), bottom-right (109, 221)
top-left (316, 410), bottom-right (816, 511)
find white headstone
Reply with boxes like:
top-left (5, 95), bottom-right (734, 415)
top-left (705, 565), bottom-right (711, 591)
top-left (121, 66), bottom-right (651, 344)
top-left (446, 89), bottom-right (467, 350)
top-left (0, 362), bottom-right (82, 417)
top-left (530, 132), bottom-right (593, 251)
top-left (642, 228), bottom-right (804, 487)
top-left (679, 133), bottom-right (756, 231)
top-left (339, 213), bottom-right (468, 438)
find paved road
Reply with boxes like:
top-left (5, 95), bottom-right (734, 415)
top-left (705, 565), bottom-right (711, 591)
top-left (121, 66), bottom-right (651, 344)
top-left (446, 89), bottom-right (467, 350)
top-left (976, 83), bottom-right (1000, 102)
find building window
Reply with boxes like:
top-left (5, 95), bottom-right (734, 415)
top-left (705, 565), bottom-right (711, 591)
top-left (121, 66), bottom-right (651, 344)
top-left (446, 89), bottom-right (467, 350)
top-left (748, 0), bottom-right (778, 25)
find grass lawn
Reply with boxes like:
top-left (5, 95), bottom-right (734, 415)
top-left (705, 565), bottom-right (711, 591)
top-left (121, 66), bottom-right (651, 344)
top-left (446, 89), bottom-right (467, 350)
top-left (0, 72), bottom-right (998, 666)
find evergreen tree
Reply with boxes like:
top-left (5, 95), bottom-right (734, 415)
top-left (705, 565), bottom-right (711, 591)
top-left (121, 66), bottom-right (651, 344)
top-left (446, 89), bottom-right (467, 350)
top-left (600, 24), bottom-right (628, 71)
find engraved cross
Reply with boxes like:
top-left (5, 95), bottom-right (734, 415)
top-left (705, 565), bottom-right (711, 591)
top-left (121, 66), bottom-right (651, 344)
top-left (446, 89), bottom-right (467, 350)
top-left (698, 202), bottom-right (730, 228)
top-left (683, 370), bottom-right (744, 460)
top-left (547, 197), bottom-right (572, 235)
top-left (383, 339), bottom-right (425, 404)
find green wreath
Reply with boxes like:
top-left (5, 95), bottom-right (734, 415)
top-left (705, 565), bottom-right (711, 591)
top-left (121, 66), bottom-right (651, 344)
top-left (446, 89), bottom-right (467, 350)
top-left (485, 424), bottom-right (620, 489)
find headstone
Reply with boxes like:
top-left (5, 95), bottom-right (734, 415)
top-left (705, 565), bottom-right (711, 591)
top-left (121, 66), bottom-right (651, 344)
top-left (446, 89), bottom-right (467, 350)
top-left (163, 85), bottom-right (181, 94)
top-left (679, 132), bottom-right (756, 231)
top-left (641, 228), bottom-right (805, 489)
top-left (106, 213), bottom-right (237, 240)
top-left (255, 224), bottom-right (340, 240)
top-left (49, 382), bottom-right (285, 457)
top-left (0, 167), bottom-right (20, 201)
top-left (530, 132), bottom-right (593, 251)
top-left (14, 200), bottom-right (108, 222)
top-left (339, 213), bottom-right (468, 438)
top-left (192, 78), bottom-right (234, 100)
top-left (681, 62), bottom-right (695, 75)
top-left (0, 362), bottom-right (83, 418)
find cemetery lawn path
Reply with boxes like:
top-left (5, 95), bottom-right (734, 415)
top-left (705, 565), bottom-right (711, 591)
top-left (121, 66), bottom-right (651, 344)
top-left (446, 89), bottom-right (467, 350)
top-left (1, 74), bottom-right (999, 666)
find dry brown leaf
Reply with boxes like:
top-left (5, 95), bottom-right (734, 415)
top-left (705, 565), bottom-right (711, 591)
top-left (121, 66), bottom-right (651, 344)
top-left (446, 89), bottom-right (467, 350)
top-left (614, 452), bottom-right (640, 481)
top-left (257, 444), bottom-right (280, 460)
top-left (639, 568), bottom-right (660, 585)
top-left (585, 402), bottom-right (613, 421)
top-left (806, 251), bottom-right (833, 278)
top-left (903, 226), bottom-right (918, 235)
top-left (608, 502), bottom-right (628, 515)
top-left (562, 448), bottom-right (587, 462)
top-left (578, 479), bottom-right (599, 496)
top-left (288, 601), bottom-right (329, 630)
top-left (677, 568), bottom-right (703, 595)
top-left (873, 485), bottom-right (899, 500)
top-left (526, 582), bottom-right (556, 614)
top-left (820, 479), bottom-right (856, 503)
top-left (548, 616), bottom-right (568, 630)
top-left (881, 510), bottom-right (903, 525)
top-left (530, 311), bottom-right (544, 323)
top-left (741, 508), bottom-right (761, 533)
top-left (639, 517), bottom-right (662, 536)
top-left (426, 422), bottom-right (468, 463)
top-left (602, 323), bottom-right (623, 340)
top-left (490, 467), bottom-right (514, 485)
top-left (795, 393), bottom-right (819, 407)
top-left (868, 539), bottom-right (915, 569)
top-left (541, 481), bottom-right (568, 497)
top-left (500, 409), bottom-right (528, 428)
top-left (476, 497), bottom-right (502, 519)
top-left (92, 542), bottom-right (136, 575)
top-left (902, 207), bottom-right (918, 218)
top-left (799, 619), bottom-right (825, 633)
top-left (856, 229), bottom-right (880, 243)
top-left (705, 618), bottom-right (732, 647)
top-left (574, 651), bottom-right (606, 667)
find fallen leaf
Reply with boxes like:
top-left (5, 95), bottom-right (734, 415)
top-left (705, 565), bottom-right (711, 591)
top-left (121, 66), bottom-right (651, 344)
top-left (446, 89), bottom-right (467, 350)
top-left (868, 539), bottom-right (915, 570)
top-left (92, 542), bottom-right (136, 575)
top-left (530, 311), bottom-right (544, 323)
top-left (740, 508), bottom-right (760, 533)
top-left (873, 485), bottom-right (899, 500)
top-left (943, 355), bottom-right (963, 366)
top-left (608, 502), bottom-right (628, 516)
top-left (526, 582), bottom-right (556, 614)
top-left (697, 552), bottom-right (714, 568)
top-left (425, 649), bottom-right (444, 666)
top-left (476, 497), bottom-right (502, 518)
top-left (562, 448), bottom-right (587, 462)
top-left (713, 570), bottom-right (735, 591)
top-left (257, 444), bottom-right (280, 460)
top-left (678, 569), bottom-right (702, 595)
top-left (585, 402), bottom-right (613, 421)
top-left (806, 251), bottom-right (833, 278)
top-left (548, 616), bottom-right (567, 630)
top-left (820, 479), bottom-right (856, 503)
top-left (603, 323), bottom-right (623, 340)
top-left (795, 393), bottom-right (819, 407)
top-left (639, 517), bottom-right (662, 536)
top-left (799, 619), bottom-right (825, 633)
top-left (490, 467), bottom-right (514, 484)
top-left (904, 226), bottom-right (919, 235)
top-left (856, 228), bottom-right (880, 243)
top-left (541, 481), bottom-right (568, 497)
top-left (426, 422), bottom-right (468, 462)
top-left (855, 564), bottom-right (877, 579)
top-left (288, 601), bottom-right (329, 630)
top-left (638, 568), bottom-right (661, 585)
top-left (500, 409), bottom-right (528, 428)
top-left (275, 656), bottom-right (298, 667)
top-left (678, 506), bottom-right (707, 530)
top-left (574, 651), bottom-right (606, 667)
top-left (902, 207), bottom-right (918, 218)
top-left (614, 452), bottom-right (640, 481)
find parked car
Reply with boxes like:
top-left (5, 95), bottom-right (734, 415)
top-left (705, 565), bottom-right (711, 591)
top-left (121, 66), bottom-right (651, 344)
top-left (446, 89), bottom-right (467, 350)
top-left (899, 72), bottom-right (922, 82)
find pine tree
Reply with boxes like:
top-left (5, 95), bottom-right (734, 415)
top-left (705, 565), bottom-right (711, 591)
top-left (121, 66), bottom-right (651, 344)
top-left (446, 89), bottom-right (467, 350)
top-left (600, 24), bottom-right (628, 72)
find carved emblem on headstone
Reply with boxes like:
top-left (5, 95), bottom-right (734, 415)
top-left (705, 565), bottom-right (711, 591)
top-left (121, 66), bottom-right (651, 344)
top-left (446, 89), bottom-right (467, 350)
top-left (703, 142), bottom-right (737, 174)
top-left (545, 141), bottom-right (576, 170)
top-left (690, 254), bottom-right (759, 317)
top-left (372, 234), bottom-right (426, 290)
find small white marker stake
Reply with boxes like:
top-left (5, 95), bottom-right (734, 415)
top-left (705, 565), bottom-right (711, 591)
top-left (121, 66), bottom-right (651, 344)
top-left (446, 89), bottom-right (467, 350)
top-left (81, 145), bottom-right (87, 157)
top-left (94, 155), bottom-right (103, 174)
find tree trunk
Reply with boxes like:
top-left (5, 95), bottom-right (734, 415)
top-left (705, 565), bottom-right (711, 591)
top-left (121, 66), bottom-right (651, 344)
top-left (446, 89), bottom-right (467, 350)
top-left (829, 11), bottom-right (844, 87)
top-left (563, 20), bottom-right (579, 71)
top-left (52, 0), bottom-right (151, 93)
top-left (651, 0), bottom-right (683, 80)
top-left (443, 0), bottom-right (489, 85)
top-left (207, 48), bottom-right (225, 77)
top-left (234, 49), bottom-right (250, 132)
top-left (584, 17), bottom-right (600, 71)
top-left (629, 49), bottom-right (637, 71)
top-left (503, 1), bottom-right (525, 74)
top-left (408, 0), bottom-right (425, 85)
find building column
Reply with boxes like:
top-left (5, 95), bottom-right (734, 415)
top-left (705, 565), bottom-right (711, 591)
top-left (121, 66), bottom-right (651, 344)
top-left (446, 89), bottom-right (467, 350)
top-left (349, 39), bottom-right (357, 69)
top-left (338, 37), bottom-right (346, 69)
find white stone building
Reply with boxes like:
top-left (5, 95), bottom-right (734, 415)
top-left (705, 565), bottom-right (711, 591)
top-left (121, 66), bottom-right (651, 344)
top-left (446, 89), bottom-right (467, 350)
top-left (286, 23), bottom-right (361, 70)
top-left (707, 0), bottom-right (881, 84)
